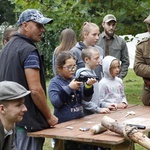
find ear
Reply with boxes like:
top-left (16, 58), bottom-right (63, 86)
top-left (22, 22), bottom-right (29, 31)
top-left (84, 31), bottom-right (88, 39)
top-left (102, 22), bottom-right (105, 28)
top-left (84, 57), bottom-right (89, 63)
top-left (56, 66), bottom-right (62, 73)
top-left (0, 104), bottom-right (5, 114)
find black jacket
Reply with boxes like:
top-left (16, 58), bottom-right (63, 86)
top-left (0, 33), bottom-right (49, 131)
top-left (0, 120), bottom-right (15, 150)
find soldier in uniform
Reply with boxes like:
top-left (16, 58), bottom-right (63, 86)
top-left (133, 15), bottom-right (150, 105)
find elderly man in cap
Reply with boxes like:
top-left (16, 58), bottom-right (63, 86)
top-left (134, 15), bottom-right (150, 106)
top-left (96, 14), bottom-right (129, 79)
top-left (0, 9), bottom-right (58, 150)
top-left (0, 81), bottom-right (30, 150)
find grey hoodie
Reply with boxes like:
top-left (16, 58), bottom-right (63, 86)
top-left (99, 56), bottom-right (128, 108)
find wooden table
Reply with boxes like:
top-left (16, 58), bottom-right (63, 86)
top-left (28, 105), bottom-right (150, 150)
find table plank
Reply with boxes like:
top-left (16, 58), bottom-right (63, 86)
top-left (28, 104), bottom-right (150, 146)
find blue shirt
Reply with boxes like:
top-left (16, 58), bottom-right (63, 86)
top-left (24, 51), bottom-right (40, 69)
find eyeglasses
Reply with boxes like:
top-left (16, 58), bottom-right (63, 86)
top-left (63, 65), bottom-right (77, 72)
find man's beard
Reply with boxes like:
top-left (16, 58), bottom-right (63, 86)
top-left (105, 30), bottom-right (114, 38)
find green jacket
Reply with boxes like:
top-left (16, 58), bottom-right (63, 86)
top-left (97, 32), bottom-right (130, 79)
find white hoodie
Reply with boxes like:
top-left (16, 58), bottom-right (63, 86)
top-left (99, 56), bottom-right (128, 108)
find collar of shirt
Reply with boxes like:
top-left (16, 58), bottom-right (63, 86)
top-left (101, 32), bottom-right (114, 39)
top-left (4, 128), bottom-right (13, 138)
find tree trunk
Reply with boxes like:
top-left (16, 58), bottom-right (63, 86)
top-left (101, 116), bottom-right (150, 150)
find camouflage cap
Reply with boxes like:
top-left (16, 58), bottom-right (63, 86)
top-left (17, 9), bottom-right (53, 26)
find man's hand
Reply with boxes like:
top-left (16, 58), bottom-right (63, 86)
top-left (144, 79), bottom-right (150, 86)
top-left (47, 114), bottom-right (58, 127)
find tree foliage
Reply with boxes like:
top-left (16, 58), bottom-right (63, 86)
top-left (0, 0), bottom-right (15, 25)
top-left (6, 0), bottom-right (150, 77)
top-left (0, 0), bottom-right (16, 47)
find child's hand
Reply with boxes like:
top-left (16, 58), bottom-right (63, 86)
top-left (108, 104), bottom-right (117, 110)
top-left (99, 108), bottom-right (110, 114)
top-left (117, 103), bottom-right (127, 109)
top-left (86, 78), bottom-right (97, 86)
top-left (69, 79), bottom-right (82, 90)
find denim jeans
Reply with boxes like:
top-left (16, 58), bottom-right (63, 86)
top-left (15, 126), bottom-right (45, 150)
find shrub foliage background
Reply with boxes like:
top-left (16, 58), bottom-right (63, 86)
top-left (1, 0), bottom-right (150, 78)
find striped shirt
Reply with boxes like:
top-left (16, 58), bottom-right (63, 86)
top-left (24, 51), bottom-right (40, 69)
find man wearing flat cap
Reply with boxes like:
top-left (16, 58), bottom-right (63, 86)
top-left (134, 15), bottom-right (150, 106)
top-left (0, 9), bottom-right (58, 150)
top-left (96, 14), bottom-right (129, 79)
top-left (0, 81), bottom-right (30, 150)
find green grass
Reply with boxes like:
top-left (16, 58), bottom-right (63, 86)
top-left (123, 69), bottom-right (144, 150)
top-left (124, 68), bottom-right (143, 105)
top-left (43, 69), bottom-right (144, 150)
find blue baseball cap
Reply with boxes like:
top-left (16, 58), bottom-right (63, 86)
top-left (17, 9), bottom-right (53, 26)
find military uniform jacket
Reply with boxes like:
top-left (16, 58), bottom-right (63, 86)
top-left (134, 36), bottom-right (150, 79)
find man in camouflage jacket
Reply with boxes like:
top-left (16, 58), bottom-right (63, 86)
top-left (134, 15), bottom-right (150, 105)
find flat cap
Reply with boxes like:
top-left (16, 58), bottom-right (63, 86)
top-left (144, 15), bottom-right (150, 24)
top-left (0, 81), bottom-right (30, 101)
top-left (103, 14), bottom-right (117, 23)
top-left (17, 9), bottom-right (53, 26)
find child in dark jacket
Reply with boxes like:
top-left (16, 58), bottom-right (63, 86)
top-left (48, 51), bottom-right (96, 150)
